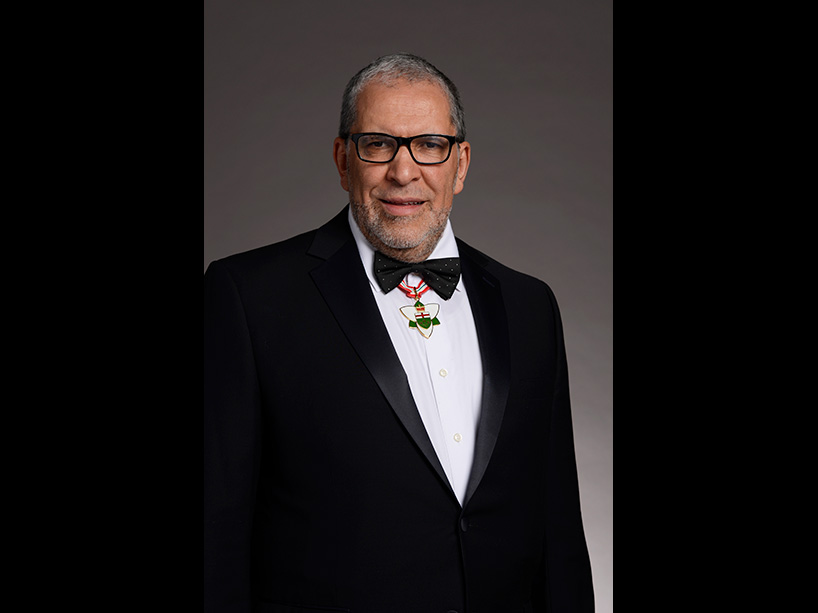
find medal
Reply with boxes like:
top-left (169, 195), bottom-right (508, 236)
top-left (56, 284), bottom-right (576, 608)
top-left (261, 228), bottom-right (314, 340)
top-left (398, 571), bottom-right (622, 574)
top-left (397, 279), bottom-right (441, 339)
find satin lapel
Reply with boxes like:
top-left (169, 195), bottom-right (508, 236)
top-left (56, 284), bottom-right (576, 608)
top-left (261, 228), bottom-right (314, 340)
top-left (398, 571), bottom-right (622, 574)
top-left (458, 242), bottom-right (511, 508)
top-left (308, 209), bottom-right (454, 499)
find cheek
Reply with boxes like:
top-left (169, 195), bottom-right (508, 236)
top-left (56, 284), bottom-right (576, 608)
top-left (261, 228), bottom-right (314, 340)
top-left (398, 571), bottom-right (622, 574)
top-left (350, 166), bottom-right (385, 197)
top-left (425, 169), bottom-right (457, 202)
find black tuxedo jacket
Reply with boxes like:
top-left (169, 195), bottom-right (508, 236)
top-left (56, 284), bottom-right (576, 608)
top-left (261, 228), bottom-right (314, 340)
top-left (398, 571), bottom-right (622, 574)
top-left (204, 207), bottom-right (594, 613)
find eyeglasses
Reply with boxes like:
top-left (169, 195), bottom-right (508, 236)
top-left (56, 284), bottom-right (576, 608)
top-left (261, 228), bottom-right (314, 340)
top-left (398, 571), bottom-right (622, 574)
top-left (349, 133), bottom-right (459, 165)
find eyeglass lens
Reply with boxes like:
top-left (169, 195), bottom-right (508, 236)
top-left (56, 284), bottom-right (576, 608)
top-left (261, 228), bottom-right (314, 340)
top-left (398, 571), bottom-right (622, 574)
top-left (357, 135), bottom-right (451, 164)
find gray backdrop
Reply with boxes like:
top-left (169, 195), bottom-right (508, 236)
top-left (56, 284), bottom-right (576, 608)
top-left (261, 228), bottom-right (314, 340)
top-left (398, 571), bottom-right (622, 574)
top-left (204, 0), bottom-right (612, 610)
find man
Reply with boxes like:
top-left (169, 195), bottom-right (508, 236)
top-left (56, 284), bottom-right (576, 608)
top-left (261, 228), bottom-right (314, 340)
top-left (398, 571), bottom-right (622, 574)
top-left (205, 53), bottom-right (594, 612)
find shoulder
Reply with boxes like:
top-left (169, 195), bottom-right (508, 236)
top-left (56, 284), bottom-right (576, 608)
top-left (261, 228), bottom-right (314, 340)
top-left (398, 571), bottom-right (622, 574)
top-left (204, 228), bottom-right (325, 312)
top-left (206, 228), bottom-right (318, 283)
top-left (205, 207), bottom-right (351, 287)
top-left (456, 237), bottom-right (557, 303)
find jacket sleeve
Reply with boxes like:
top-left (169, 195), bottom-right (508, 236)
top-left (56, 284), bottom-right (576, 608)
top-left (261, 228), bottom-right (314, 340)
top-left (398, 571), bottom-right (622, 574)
top-left (536, 284), bottom-right (595, 613)
top-left (204, 260), bottom-right (262, 613)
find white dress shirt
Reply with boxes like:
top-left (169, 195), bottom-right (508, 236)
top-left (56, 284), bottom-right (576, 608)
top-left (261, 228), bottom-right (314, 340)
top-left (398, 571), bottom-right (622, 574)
top-left (348, 209), bottom-right (483, 505)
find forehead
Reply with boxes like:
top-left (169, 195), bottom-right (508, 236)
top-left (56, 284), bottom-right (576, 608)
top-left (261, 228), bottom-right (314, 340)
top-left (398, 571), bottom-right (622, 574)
top-left (353, 79), bottom-right (454, 135)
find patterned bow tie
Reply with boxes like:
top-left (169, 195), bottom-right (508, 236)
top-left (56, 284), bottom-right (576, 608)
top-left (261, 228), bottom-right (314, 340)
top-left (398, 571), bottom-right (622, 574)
top-left (373, 252), bottom-right (461, 300)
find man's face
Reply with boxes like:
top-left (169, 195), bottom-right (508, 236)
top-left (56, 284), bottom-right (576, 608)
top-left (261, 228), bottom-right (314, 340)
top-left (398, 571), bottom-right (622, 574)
top-left (333, 79), bottom-right (471, 263)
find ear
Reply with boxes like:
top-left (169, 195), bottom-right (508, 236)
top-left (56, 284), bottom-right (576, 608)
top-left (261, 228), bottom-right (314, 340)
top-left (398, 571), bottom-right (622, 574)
top-left (453, 141), bottom-right (471, 195)
top-left (333, 137), bottom-right (350, 192)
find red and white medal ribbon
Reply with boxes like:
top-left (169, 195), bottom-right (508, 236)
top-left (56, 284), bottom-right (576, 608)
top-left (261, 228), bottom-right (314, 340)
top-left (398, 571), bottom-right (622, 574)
top-left (397, 279), bottom-right (429, 300)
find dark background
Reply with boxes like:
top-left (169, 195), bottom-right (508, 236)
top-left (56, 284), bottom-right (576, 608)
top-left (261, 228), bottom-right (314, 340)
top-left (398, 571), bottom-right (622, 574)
top-left (204, 1), bottom-right (612, 609)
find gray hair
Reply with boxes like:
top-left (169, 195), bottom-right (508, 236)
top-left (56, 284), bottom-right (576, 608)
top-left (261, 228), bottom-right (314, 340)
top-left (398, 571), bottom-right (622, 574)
top-left (338, 53), bottom-right (466, 142)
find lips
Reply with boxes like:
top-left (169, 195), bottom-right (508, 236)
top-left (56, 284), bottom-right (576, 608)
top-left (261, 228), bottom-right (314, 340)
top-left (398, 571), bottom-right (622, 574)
top-left (380, 198), bottom-right (425, 205)
top-left (378, 197), bottom-right (426, 217)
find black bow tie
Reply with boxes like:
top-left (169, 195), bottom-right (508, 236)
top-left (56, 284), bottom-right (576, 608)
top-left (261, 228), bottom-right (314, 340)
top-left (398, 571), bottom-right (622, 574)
top-left (373, 252), bottom-right (461, 300)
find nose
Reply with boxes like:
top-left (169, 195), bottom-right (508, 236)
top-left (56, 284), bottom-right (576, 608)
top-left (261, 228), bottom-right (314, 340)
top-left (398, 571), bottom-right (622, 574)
top-left (385, 144), bottom-right (421, 185)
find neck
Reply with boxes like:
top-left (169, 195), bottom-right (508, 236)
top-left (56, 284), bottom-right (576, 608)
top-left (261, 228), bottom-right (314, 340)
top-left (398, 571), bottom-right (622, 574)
top-left (373, 240), bottom-right (440, 264)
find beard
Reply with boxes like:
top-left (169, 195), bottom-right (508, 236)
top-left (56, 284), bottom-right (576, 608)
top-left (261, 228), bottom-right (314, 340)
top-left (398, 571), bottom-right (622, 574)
top-left (353, 197), bottom-right (448, 246)
top-left (347, 158), bottom-right (458, 263)
top-left (349, 196), bottom-right (451, 263)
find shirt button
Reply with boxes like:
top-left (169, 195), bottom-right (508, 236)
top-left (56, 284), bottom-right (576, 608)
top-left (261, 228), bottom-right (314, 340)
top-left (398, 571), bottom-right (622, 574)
top-left (439, 368), bottom-right (448, 377)
top-left (453, 433), bottom-right (462, 443)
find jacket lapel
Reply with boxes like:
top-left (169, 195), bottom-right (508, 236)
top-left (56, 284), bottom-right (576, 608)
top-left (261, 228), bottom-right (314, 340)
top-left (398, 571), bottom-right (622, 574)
top-left (458, 241), bottom-right (511, 508)
top-left (307, 208), bottom-right (455, 500)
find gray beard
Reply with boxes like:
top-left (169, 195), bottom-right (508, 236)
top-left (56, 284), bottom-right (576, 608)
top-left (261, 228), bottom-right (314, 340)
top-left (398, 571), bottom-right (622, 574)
top-left (349, 198), bottom-right (449, 263)
top-left (346, 150), bottom-right (459, 262)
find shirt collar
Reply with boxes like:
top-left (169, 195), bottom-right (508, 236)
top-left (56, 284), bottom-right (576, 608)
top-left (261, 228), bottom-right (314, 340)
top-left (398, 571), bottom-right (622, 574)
top-left (348, 206), bottom-right (461, 295)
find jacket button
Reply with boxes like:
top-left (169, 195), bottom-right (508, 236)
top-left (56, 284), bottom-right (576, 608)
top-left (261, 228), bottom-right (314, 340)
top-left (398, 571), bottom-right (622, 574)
top-left (460, 518), bottom-right (469, 532)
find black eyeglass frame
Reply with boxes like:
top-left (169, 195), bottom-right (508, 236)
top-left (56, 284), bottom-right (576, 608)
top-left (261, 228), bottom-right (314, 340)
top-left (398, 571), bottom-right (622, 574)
top-left (349, 133), bottom-right (460, 165)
